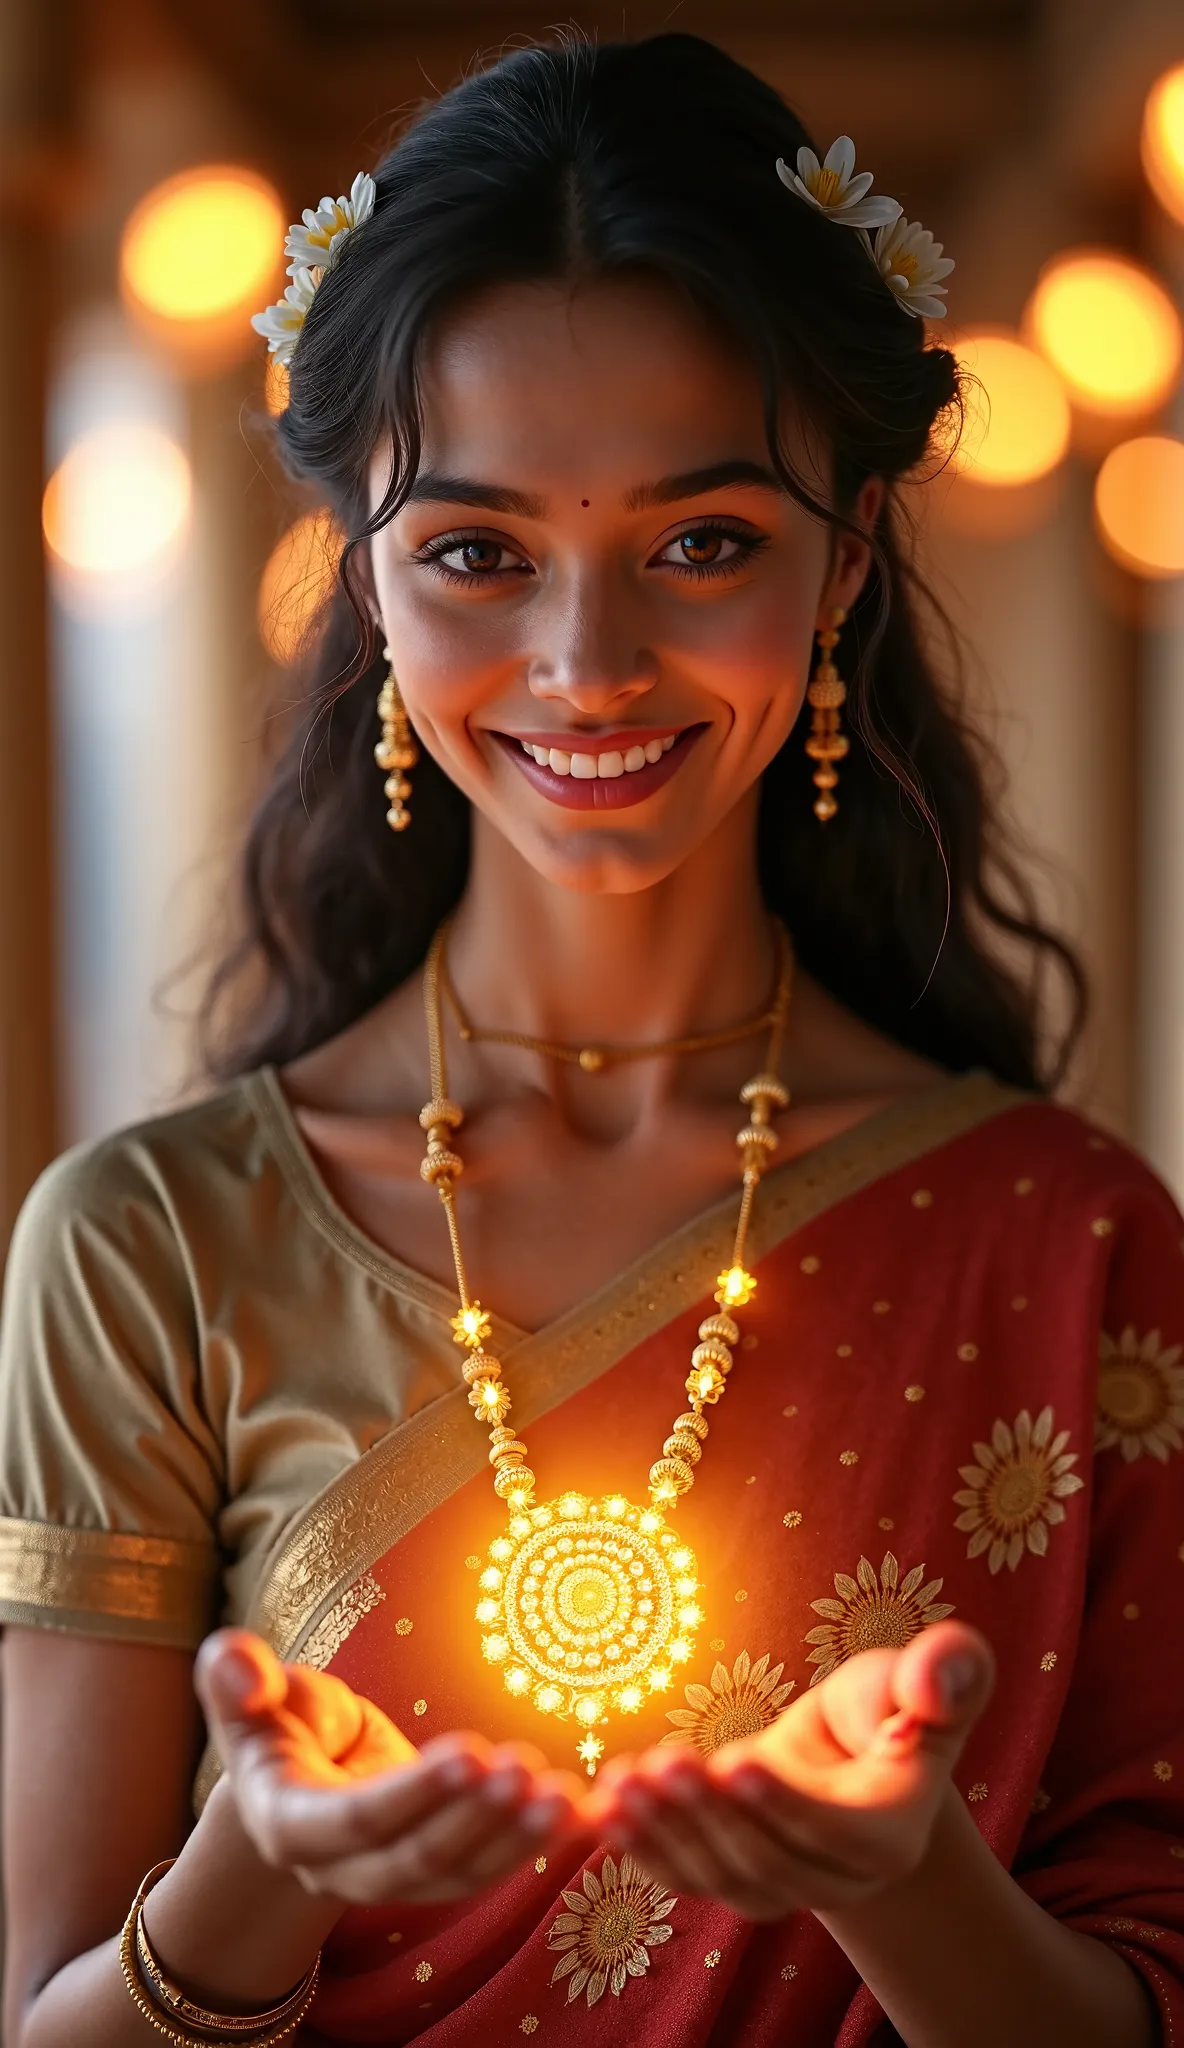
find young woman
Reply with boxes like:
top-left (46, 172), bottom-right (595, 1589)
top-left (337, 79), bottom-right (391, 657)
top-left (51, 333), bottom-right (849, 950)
top-left (1, 31), bottom-right (1180, 2048)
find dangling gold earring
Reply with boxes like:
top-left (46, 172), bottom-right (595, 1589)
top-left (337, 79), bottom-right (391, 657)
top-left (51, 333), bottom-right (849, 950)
top-left (374, 643), bottom-right (418, 832)
top-left (806, 606), bottom-right (849, 823)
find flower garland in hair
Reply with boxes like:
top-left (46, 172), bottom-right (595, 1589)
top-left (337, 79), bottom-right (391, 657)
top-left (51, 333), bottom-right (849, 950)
top-left (775, 137), bottom-right (953, 319)
top-left (252, 170), bottom-right (377, 363)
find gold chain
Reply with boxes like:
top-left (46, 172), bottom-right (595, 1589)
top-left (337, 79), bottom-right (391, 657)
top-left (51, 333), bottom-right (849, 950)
top-left (420, 922), bottom-right (792, 1500)
top-left (437, 924), bottom-right (791, 1074)
top-left (418, 922), bottom-right (792, 1770)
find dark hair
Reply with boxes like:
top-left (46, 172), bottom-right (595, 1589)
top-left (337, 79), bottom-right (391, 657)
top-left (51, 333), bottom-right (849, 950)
top-left (203, 30), bottom-right (1085, 1088)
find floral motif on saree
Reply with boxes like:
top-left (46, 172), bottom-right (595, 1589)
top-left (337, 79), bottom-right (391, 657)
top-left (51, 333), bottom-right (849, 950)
top-left (1096, 1327), bottom-right (1184, 1462)
top-left (804, 1552), bottom-right (955, 1684)
top-left (953, 1406), bottom-right (1084, 1574)
top-left (661, 1649), bottom-right (794, 1750)
top-left (546, 1853), bottom-right (676, 2006)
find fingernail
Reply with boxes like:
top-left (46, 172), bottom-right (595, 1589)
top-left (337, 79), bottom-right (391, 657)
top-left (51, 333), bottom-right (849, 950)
top-left (213, 1646), bottom-right (258, 1707)
top-left (729, 1770), bottom-right (766, 1801)
top-left (486, 1769), bottom-right (524, 1803)
top-left (940, 1653), bottom-right (981, 1710)
top-left (622, 1785), bottom-right (655, 1817)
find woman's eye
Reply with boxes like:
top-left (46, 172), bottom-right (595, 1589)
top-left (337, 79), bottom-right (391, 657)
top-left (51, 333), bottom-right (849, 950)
top-left (438, 538), bottom-right (521, 575)
top-left (654, 527), bottom-right (756, 573)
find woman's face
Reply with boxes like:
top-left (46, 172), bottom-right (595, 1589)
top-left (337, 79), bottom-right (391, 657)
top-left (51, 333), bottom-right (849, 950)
top-left (368, 273), bottom-right (880, 895)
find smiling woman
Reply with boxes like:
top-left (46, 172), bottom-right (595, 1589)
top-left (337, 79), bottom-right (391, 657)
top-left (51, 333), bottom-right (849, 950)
top-left (0, 29), bottom-right (1180, 2048)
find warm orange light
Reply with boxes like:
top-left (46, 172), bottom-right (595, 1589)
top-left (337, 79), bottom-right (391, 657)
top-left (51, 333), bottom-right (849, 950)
top-left (1026, 251), bottom-right (1182, 418)
top-left (257, 510), bottom-right (343, 665)
top-left (1142, 64), bottom-right (1184, 227)
top-left (121, 166), bottom-right (285, 371)
top-left (1095, 435), bottom-right (1184, 578)
top-left (263, 356), bottom-right (290, 416)
top-left (43, 423), bottom-right (191, 587)
top-left (952, 330), bottom-right (1071, 486)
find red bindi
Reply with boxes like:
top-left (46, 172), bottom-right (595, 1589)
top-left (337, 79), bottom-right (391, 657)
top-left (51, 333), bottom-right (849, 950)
top-left (580, 498), bottom-right (590, 507)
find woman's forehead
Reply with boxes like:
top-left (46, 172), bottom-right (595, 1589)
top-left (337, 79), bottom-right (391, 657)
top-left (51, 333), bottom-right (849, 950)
top-left (404, 277), bottom-right (804, 503)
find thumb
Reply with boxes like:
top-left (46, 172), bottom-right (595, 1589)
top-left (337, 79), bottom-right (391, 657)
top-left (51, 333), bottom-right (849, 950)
top-left (194, 1628), bottom-right (289, 1749)
top-left (885, 1621), bottom-right (995, 1759)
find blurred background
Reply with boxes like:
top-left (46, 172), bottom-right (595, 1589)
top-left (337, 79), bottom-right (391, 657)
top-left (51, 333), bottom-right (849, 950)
top-left (2, 0), bottom-right (1184, 1260)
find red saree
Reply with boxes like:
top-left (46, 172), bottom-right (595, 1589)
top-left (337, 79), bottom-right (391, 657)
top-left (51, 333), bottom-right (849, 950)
top-left (233, 1075), bottom-right (1184, 2043)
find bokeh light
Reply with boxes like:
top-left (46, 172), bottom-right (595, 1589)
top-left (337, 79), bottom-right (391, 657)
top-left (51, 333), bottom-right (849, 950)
top-left (1026, 250), bottom-right (1182, 418)
top-left (258, 510), bottom-right (344, 664)
top-left (120, 166), bottom-right (285, 370)
top-left (1142, 63), bottom-right (1184, 227)
top-left (1094, 435), bottom-right (1184, 578)
top-left (952, 330), bottom-right (1071, 485)
top-left (43, 422), bottom-right (192, 586)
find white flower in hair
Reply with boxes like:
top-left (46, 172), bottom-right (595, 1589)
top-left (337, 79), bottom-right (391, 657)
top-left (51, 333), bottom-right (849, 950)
top-left (776, 137), bottom-right (901, 231)
top-left (872, 215), bottom-right (955, 319)
top-left (250, 265), bottom-right (317, 363)
top-left (284, 171), bottom-right (376, 277)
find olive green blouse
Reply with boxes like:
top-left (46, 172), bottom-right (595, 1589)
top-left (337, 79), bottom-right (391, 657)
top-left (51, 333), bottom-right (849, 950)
top-left (0, 1068), bottom-right (528, 1650)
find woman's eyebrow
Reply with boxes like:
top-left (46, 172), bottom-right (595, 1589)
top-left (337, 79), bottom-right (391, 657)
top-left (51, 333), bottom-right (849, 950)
top-left (403, 473), bottom-right (547, 517)
top-left (622, 460), bottom-right (786, 510)
top-left (401, 458), bottom-right (784, 520)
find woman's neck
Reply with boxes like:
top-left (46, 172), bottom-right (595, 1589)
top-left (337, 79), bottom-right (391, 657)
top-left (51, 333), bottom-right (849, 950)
top-left (448, 796), bottom-right (776, 1057)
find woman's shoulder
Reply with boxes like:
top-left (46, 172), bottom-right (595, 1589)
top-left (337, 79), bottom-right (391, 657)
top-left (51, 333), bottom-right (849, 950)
top-left (955, 1084), bottom-right (1180, 1230)
top-left (8, 1071), bottom-right (279, 1265)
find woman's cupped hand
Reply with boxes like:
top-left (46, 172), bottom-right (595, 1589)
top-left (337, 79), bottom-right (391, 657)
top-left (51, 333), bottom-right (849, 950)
top-left (197, 1618), bottom-right (993, 1919)
top-left (586, 1619), bottom-right (995, 1921)
top-left (195, 1629), bottom-right (585, 1905)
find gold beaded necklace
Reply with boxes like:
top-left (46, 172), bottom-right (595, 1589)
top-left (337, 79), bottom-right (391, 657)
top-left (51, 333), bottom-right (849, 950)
top-left (418, 922), bottom-right (793, 1772)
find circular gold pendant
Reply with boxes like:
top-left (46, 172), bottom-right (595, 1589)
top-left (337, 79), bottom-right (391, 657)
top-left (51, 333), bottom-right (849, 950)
top-left (473, 1492), bottom-right (703, 1771)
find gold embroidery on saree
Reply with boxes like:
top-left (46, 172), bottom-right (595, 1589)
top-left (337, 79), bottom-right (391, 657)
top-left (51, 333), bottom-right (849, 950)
top-left (1096, 1327), bottom-right (1184, 1462)
top-left (546, 1853), bottom-right (676, 2006)
top-left (953, 1406), bottom-right (1083, 1573)
top-left (297, 1572), bottom-right (386, 1671)
top-left (661, 1648), bottom-right (794, 1752)
top-left (804, 1552), bottom-right (954, 1684)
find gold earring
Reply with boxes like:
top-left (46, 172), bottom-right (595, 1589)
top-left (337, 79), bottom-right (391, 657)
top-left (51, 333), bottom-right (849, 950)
top-left (806, 606), bottom-right (849, 823)
top-left (374, 644), bottom-right (418, 832)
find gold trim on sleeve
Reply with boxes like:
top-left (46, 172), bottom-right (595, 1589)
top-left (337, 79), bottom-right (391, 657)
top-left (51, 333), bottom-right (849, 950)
top-left (249, 1071), bottom-right (1025, 1667)
top-left (0, 1518), bottom-right (218, 1647)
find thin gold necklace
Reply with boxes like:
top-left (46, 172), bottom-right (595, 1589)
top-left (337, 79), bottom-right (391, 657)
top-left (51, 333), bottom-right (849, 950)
top-left (419, 922), bottom-right (793, 1772)
top-left (438, 926), bottom-right (791, 1073)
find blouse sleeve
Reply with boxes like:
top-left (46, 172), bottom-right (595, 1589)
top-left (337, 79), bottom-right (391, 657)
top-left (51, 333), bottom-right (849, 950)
top-left (1014, 1163), bottom-right (1184, 2032)
top-left (0, 1136), bottom-right (222, 1649)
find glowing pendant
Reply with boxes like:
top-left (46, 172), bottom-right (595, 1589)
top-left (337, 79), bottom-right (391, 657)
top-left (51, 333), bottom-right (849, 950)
top-left (474, 1490), bottom-right (702, 1771)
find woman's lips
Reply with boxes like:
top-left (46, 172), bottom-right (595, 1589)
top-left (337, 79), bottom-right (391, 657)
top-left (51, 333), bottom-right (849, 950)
top-left (495, 727), bottom-right (703, 810)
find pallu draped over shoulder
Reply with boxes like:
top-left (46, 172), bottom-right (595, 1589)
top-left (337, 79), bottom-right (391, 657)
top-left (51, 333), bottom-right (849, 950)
top-left (1, 1066), bottom-right (1183, 2044)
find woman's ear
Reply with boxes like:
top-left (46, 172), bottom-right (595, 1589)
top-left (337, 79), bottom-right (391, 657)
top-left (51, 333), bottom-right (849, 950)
top-left (819, 474), bottom-right (886, 623)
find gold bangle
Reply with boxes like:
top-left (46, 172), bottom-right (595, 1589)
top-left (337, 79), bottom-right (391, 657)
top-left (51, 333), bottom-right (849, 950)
top-left (119, 1862), bottom-right (321, 2046)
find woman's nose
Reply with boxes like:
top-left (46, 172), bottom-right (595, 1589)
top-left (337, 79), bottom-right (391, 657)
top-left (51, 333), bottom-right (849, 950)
top-left (525, 580), bottom-right (658, 713)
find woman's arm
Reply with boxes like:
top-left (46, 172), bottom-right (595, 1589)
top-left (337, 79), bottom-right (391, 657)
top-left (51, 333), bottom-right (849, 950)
top-left (816, 1783), bottom-right (1156, 2048)
top-left (5, 1628), bottom-right (583, 2048)
top-left (3, 1630), bottom-right (342, 2047)
top-left (594, 1622), bottom-right (1159, 2048)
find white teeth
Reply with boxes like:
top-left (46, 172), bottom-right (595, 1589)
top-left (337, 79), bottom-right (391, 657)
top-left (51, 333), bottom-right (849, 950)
top-left (520, 735), bottom-right (682, 777)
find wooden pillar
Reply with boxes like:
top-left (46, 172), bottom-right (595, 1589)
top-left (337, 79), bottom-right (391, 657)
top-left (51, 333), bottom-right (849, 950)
top-left (0, 0), bottom-right (75, 1250)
